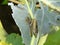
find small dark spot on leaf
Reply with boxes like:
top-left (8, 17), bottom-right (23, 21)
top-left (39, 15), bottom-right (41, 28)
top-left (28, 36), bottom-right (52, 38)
top-left (57, 18), bottom-right (60, 21)
top-left (48, 22), bottom-right (51, 25)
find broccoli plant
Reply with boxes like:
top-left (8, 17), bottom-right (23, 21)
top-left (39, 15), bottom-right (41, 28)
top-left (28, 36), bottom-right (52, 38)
top-left (9, 0), bottom-right (60, 45)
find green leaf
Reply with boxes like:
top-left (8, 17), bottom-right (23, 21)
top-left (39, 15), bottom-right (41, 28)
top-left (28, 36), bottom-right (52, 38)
top-left (9, 1), bottom-right (60, 45)
top-left (2, 0), bottom-right (8, 5)
top-left (0, 21), bottom-right (7, 41)
top-left (35, 2), bottom-right (60, 45)
top-left (44, 29), bottom-right (60, 45)
top-left (6, 33), bottom-right (23, 45)
top-left (35, 2), bottom-right (60, 35)
top-left (10, 4), bottom-right (31, 45)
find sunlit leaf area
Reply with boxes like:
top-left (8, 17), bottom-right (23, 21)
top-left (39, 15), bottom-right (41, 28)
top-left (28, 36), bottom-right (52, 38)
top-left (0, 0), bottom-right (60, 45)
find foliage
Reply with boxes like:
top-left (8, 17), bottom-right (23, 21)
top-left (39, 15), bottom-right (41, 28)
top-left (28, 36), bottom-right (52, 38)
top-left (44, 29), bottom-right (60, 45)
top-left (0, 21), bottom-right (7, 41)
top-left (8, 0), bottom-right (60, 45)
top-left (6, 33), bottom-right (23, 45)
top-left (0, 41), bottom-right (12, 45)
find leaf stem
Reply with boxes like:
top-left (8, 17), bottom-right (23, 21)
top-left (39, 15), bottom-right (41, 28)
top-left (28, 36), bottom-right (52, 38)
top-left (25, 0), bottom-right (34, 19)
top-left (30, 35), bottom-right (36, 45)
top-left (41, 0), bottom-right (60, 13)
top-left (25, 0), bottom-right (36, 45)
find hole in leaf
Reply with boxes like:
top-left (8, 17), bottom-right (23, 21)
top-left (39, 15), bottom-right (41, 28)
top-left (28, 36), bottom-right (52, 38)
top-left (55, 15), bottom-right (60, 22)
top-left (36, 2), bottom-right (39, 5)
top-left (36, 2), bottom-right (41, 9)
